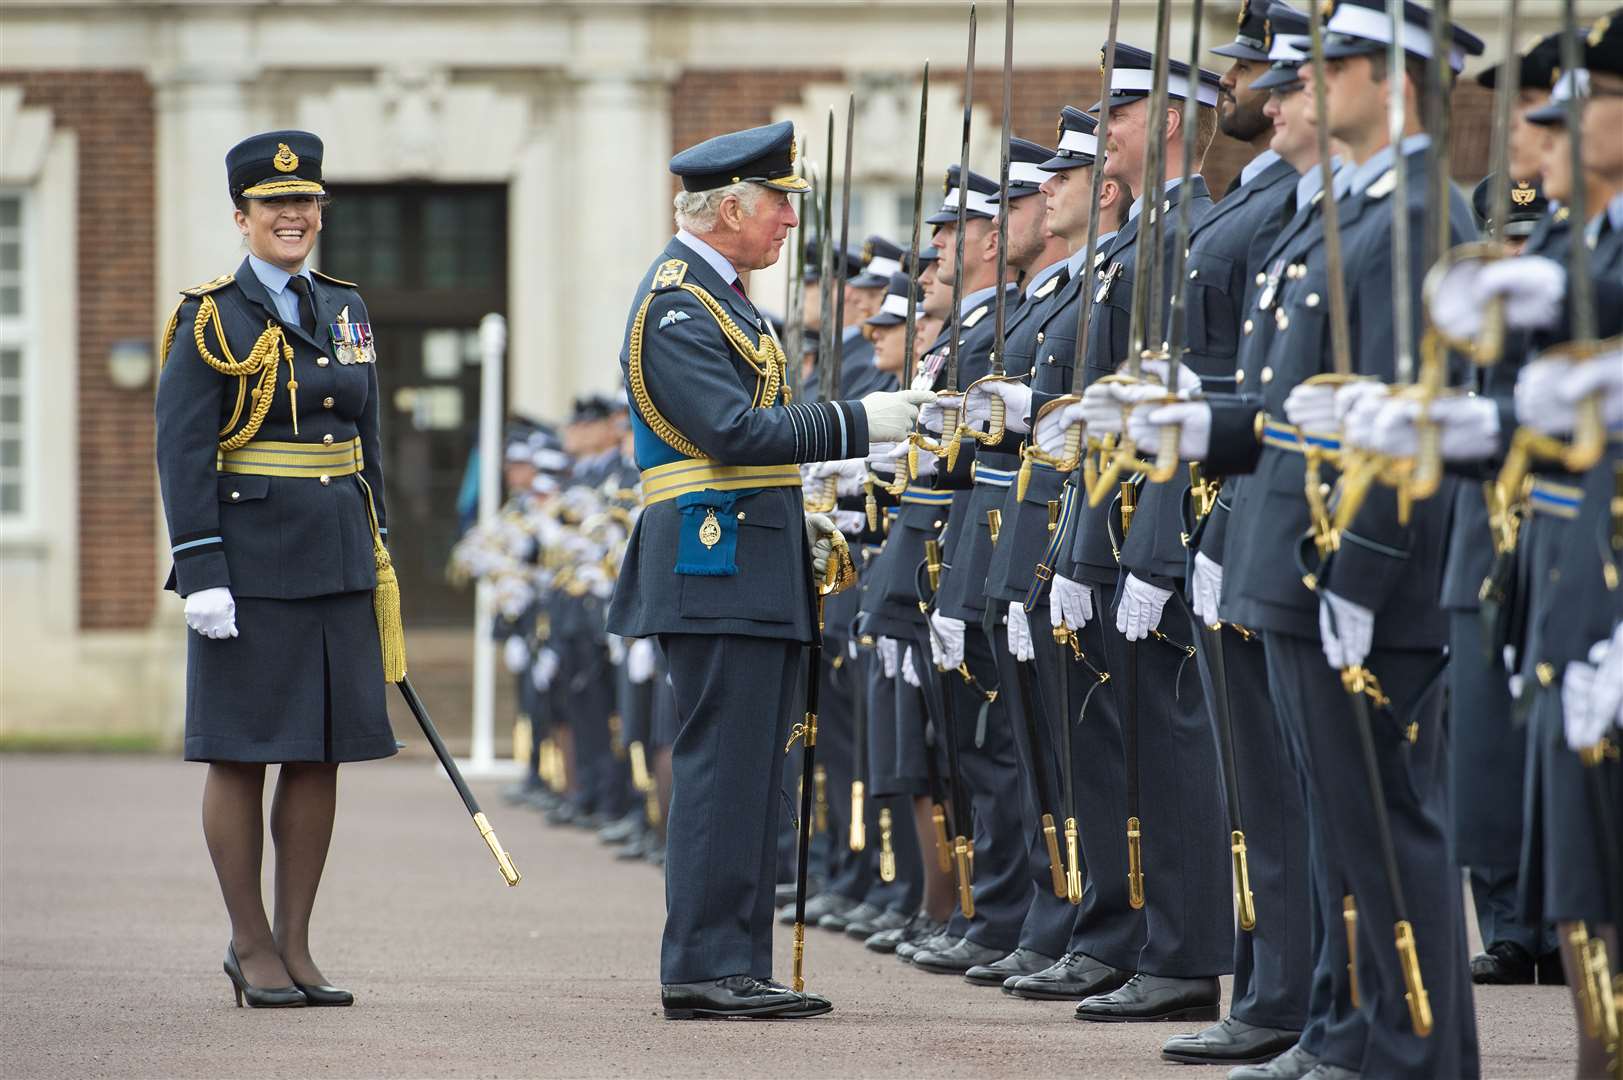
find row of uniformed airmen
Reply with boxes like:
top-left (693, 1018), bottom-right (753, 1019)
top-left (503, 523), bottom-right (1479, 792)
top-left (468, 1), bottom-right (1623, 1074)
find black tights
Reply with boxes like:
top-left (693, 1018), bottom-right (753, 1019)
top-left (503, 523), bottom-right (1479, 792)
top-left (202, 762), bottom-right (338, 988)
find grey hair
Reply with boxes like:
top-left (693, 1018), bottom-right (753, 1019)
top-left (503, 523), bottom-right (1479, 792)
top-left (672, 181), bottom-right (767, 234)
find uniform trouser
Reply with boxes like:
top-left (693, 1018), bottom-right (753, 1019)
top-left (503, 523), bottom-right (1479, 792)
top-left (1100, 591), bottom-right (1233, 978)
top-left (912, 622), bottom-right (1031, 953)
top-left (658, 633), bottom-right (800, 984)
top-left (819, 645), bottom-right (874, 903)
top-left (1031, 602), bottom-right (1141, 972)
top-left (988, 603), bottom-right (1080, 959)
top-left (1265, 632), bottom-right (1478, 1079)
top-left (1194, 624), bottom-right (1312, 1029)
top-left (856, 649), bottom-right (922, 913)
top-left (520, 673), bottom-right (543, 784)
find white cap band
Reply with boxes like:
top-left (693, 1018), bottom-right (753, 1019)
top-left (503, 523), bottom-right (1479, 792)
top-left (880, 291), bottom-right (911, 317)
top-left (1008, 161), bottom-right (1049, 188)
top-left (939, 185), bottom-right (1000, 218)
top-left (1109, 68), bottom-right (1220, 106)
top-left (1058, 127), bottom-right (1099, 157)
top-left (864, 255), bottom-right (902, 279)
top-left (1324, 5), bottom-right (1466, 71)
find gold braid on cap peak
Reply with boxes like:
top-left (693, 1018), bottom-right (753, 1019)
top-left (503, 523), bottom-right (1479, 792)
top-left (627, 283), bottom-right (786, 459)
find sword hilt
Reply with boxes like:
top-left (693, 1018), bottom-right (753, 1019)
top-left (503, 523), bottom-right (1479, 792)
top-left (1232, 829), bottom-right (1256, 931)
top-left (472, 812), bottom-right (522, 887)
top-left (1064, 817), bottom-right (1083, 906)
top-left (1126, 816), bottom-right (1145, 910)
top-left (1041, 813), bottom-right (1066, 899)
top-left (1395, 919), bottom-right (1432, 1037)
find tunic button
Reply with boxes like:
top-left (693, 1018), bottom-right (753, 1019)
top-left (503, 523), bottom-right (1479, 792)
top-left (1036, 332), bottom-right (1045, 344)
top-left (932, 520), bottom-right (943, 529)
top-left (230, 490), bottom-right (240, 501)
top-left (1255, 272), bottom-right (1267, 287)
top-left (1235, 369), bottom-right (1246, 384)
top-left (1243, 318), bottom-right (1254, 335)
top-left (323, 397), bottom-right (335, 408)
top-left (322, 433), bottom-right (334, 445)
top-left (317, 357), bottom-right (329, 367)
top-left (1261, 366), bottom-right (1274, 384)
top-left (736, 512), bottom-right (746, 521)
top-left (1305, 293), bottom-right (1321, 308)
top-left (319, 475), bottom-right (331, 486)
top-left (1275, 310), bottom-right (1290, 331)
top-left (1189, 269), bottom-right (1198, 280)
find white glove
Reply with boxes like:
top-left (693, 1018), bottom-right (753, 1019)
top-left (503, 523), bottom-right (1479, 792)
top-left (866, 440), bottom-right (901, 476)
top-left (1191, 552), bottom-right (1223, 628)
top-left (1480, 257), bottom-right (1566, 330)
top-left (503, 635), bottom-right (529, 674)
top-left (531, 647), bottom-right (559, 691)
top-left (833, 509), bottom-right (866, 535)
top-left (952, 389), bottom-right (994, 428)
top-left (1564, 625), bottom-right (1623, 751)
top-left (917, 394), bottom-right (955, 435)
top-left (1341, 388), bottom-right (1391, 451)
top-left (809, 458), bottom-right (869, 497)
top-left (805, 512), bottom-right (838, 577)
top-left (1050, 573), bottom-right (1095, 632)
top-left (929, 611), bottom-right (965, 671)
top-left (1007, 602), bottom-right (1035, 662)
top-left (1557, 350), bottom-right (1623, 428)
top-left (184, 586), bottom-right (238, 640)
top-left (862, 388), bottom-right (938, 443)
top-left (901, 646), bottom-right (922, 687)
top-left (969, 379), bottom-right (1034, 434)
top-left (1367, 395), bottom-right (1501, 461)
top-left (1116, 573), bottom-right (1173, 642)
top-left (877, 636), bottom-right (899, 678)
top-left (1318, 590), bottom-right (1374, 671)
top-left (1283, 381), bottom-right (1339, 433)
top-left (1034, 401), bottom-right (1087, 457)
top-left (627, 637), bottom-right (657, 684)
top-left (1080, 380), bottom-right (1165, 438)
top-left (1128, 400), bottom-right (1212, 460)
top-left (1139, 357), bottom-right (1202, 396)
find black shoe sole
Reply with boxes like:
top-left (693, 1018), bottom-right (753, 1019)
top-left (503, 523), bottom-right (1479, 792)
top-left (1075, 1003), bottom-right (1222, 1024)
top-left (663, 1002), bottom-right (833, 1021)
top-left (964, 970), bottom-right (1021, 986)
top-left (1161, 1045), bottom-right (1296, 1066)
top-left (1010, 985), bottom-right (1095, 1001)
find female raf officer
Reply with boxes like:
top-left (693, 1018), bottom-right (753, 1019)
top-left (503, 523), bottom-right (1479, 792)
top-left (155, 130), bottom-right (403, 1008)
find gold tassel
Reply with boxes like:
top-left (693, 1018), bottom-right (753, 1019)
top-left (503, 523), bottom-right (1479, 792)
top-left (373, 541), bottom-right (408, 682)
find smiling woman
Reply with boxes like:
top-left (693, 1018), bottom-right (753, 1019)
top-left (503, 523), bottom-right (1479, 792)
top-left (154, 129), bottom-right (400, 1013)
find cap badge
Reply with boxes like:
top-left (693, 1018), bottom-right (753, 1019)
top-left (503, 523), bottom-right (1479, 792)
top-left (273, 143), bottom-right (300, 173)
top-left (1264, 17), bottom-right (1274, 49)
top-left (1511, 180), bottom-right (1537, 207)
top-left (788, 136), bottom-right (798, 165)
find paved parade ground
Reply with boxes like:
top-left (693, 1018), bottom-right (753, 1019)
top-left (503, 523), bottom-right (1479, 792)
top-left (0, 754), bottom-right (1578, 1079)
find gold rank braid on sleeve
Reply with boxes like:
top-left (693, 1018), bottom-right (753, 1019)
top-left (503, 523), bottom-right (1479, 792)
top-left (161, 293), bottom-right (297, 450)
top-left (627, 283), bottom-right (787, 459)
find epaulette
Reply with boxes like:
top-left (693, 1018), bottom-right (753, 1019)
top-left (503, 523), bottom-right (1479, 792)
top-left (652, 258), bottom-right (689, 291)
top-left (311, 268), bottom-right (358, 289)
top-left (179, 274), bottom-right (234, 298)
top-left (1032, 273), bottom-right (1062, 300)
top-left (962, 303), bottom-right (990, 328)
top-left (1363, 169), bottom-right (1397, 202)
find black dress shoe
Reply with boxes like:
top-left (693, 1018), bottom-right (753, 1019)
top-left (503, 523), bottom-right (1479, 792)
top-left (643, 840), bottom-right (665, 867)
top-left (293, 981), bottom-right (354, 1007)
top-left (1009, 952), bottom-right (1132, 1001)
top-left (222, 945), bottom-right (306, 1009)
top-left (963, 948), bottom-right (1057, 987)
top-left (1297, 1065), bottom-right (1360, 1080)
top-left (820, 901), bottom-right (882, 932)
top-left (598, 811), bottom-right (643, 845)
top-left (661, 976), bottom-right (830, 1020)
top-left (848, 907), bottom-right (912, 939)
top-left (865, 914), bottom-right (942, 954)
top-left (913, 937), bottom-right (1009, 975)
top-left (779, 893), bottom-right (853, 926)
top-left (1161, 1015), bottom-right (1301, 1064)
top-left (1075, 973), bottom-right (1221, 1023)
top-left (1227, 1042), bottom-right (1320, 1080)
top-left (616, 831), bottom-right (651, 861)
top-left (1537, 949), bottom-right (1567, 985)
top-left (897, 930), bottom-right (958, 963)
top-left (1471, 940), bottom-right (1536, 985)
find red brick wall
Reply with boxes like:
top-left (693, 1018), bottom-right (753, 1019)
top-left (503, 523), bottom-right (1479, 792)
top-left (1, 71), bottom-right (156, 631)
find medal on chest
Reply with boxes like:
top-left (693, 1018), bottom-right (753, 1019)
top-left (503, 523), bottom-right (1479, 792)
top-left (330, 305), bottom-right (376, 365)
top-left (698, 508), bottom-right (722, 549)
top-left (1095, 261), bottom-right (1124, 305)
top-left (1256, 258), bottom-right (1286, 312)
top-left (914, 349), bottom-right (947, 391)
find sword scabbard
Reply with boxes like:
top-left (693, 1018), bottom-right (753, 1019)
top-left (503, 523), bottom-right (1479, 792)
top-left (1041, 812), bottom-right (1065, 898)
top-left (1395, 919), bottom-right (1432, 1037)
top-left (1126, 815), bottom-right (1144, 910)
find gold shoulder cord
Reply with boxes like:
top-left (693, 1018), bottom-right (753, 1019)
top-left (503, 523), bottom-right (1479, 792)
top-left (161, 291), bottom-right (297, 449)
top-left (627, 284), bottom-right (786, 459)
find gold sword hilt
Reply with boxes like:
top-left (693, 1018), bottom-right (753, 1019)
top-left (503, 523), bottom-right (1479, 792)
top-left (849, 780), bottom-right (867, 852)
top-left (792, 921), bottom-right (806, 992)
top-left (986, 508), bottom-right (1002, 545)
top-left (932, 804), bottom-right (953, 872)
top-left (1126, 816), bottom-right (1145, 910)
top-left (954, 835), bottom-right (975, 918)
top-left (472, 812), bottom-right (522, 887)
top-left (1395, 919), bottom-right (1432, 1037)
top-left (878, 807), bottom-right (897, 883)
top-left (1232, 830), bottom-right (1256, 931)
top-left (1344, 894), bottom-right (1361, 1009)
top-left (1064, 816), bottom-right (1083, 906)
top-left (1041, 812), bottom-right (1066, 899)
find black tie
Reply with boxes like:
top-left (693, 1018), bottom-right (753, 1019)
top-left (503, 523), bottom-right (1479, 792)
top-left (286, 275), bottom-right (317, 335)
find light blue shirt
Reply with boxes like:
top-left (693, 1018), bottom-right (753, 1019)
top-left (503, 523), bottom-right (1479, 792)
top-left (1585, 192), bottom-right (1623, 248)
top-left (1240, 149), bottom-right (1283, 188)
top-left (247, 254), bottom-right (314, 326)
top-left (1345, 134), bottom-right (1430, 199)
top-left (675, 229), bottom-right (739, 286)
top-left (1066, 231), bottom-right (1118, 276)
top-left (1294, 157), bottom-right (1348, 212)
top-left (958, 283), bottom-right (1012, 318)
top-left (1128, 175), bottom-right (1194, 222)
top-left (842, 325), bottom-right (862, 345)
top-left (1024, 257), bottom-right (1068, 299)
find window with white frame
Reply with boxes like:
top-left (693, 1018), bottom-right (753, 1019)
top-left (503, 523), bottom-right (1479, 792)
top-left (0, 191), bottom-right (28, 522)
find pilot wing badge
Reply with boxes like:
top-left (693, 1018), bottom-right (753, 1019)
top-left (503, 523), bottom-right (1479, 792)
top-left (659, 309), bottom-right (692, 330)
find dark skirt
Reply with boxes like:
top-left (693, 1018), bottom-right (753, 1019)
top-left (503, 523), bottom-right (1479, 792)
top-left (184, 590), bottom-right (398, 764)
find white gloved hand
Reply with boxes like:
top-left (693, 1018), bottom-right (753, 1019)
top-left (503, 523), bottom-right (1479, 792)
top-left (866, 440), bottom-right (901, 476)
top-left (1283, 381), bottom-right (1340, 433)
top-left (955, 389), bottom-right (993, 428)
top-left (901, 646), bottom-right (922, 687)
top-left (1050, 573), bottom-right (1095, 632)
top-left (833, 509), bottom-right (866, 535)
top-left (1335, 380), bottom-right (1389, 425)
top-left (1080, 380), bottom-right (1165, 437)
top-left (531, 647), bottom-right (559, 691)
top-left (805, 512), bottom-right (838, 577)
top-left (1007, 601), bottom-right (1035, 662)
top-left (1128, 400), bottom-right (1212, 459)
top-left (1139, 357), bottom-right (1203, 397)
top-left (1191, 552), bottom-right (1223, 628)
top-left (1367, 395), bottom-right (1501, 461)
top-left (184, 586), bottom-right (238, 640)
top-left (809, 457), bottom-right (869, 497)
top-left (1034, 401), bottom-right (1087, 457)
top-left (862, 388), bottom-right (938, 442)
top-left (1318, 590), bottom-right (1374, 671)
top-left (1556, 350), bottom-right (1623, 429)
top-left (969, 379), bottom-right (1034, 434)
top-left (929, 611), bottom-right (966, 671)
top-left (627, 637), bottom-right (658, 684)
top-left (1116, 573), bottom-right (1173, 642)
top-left (1478, 256), bottom-right (1567, 330)
top-left (877, 635), bottom-right (899, 678)
top-left (1341, 388), bottom-right (1391, 451)
top-left (1564, 625), bottom-right (1623, 751)
top-left (1515, 356), bottom-right (1584, 436)
top-left (917, 393), bottom-right (958, 435)
top-left (502, 635), bottom-right (529, 674)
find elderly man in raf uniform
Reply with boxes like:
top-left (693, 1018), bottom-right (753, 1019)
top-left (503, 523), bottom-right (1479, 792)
top-left (605, 120), bottom-right (931, 1021)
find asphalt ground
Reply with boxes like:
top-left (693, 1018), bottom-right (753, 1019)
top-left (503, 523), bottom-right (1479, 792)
top-left (0, 754), bottom-right (1578, 1078)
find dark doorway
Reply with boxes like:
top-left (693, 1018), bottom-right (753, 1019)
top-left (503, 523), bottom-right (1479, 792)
top-left (319, 184), bottom-right (507, 625)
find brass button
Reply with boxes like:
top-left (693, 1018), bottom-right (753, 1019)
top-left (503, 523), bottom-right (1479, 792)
top-left (1536, 662), bottom-right (1555, 687)
top-left (1255, 272), bottom-right (1267, 287)
top-left (1305, 292), bottom-right (1321, 308)
top-left (322, 433), bottom-right (334, 445)
top-left (319, 475), bottom-right (331, 486)
top-left (1189, 269), bottom-right (1198, 280)
top-left (1275, 310), bottom-right (1290, 331)
top-left (1243, 318), bottom-right (1254, 335)
top-left (736, 512), bottom-right (746, 521)
top-left (1235, 369), bottom-right (1246, 384)
top-left (230, 490), bottom-right (240, 501)
top-left (317, 357), bottom-right (329, 367)
top-left (323, 397), bottom-right (335, 408)
top-left (1036, 332), bottom-right (1045, 344)
top-left (932, 520), bottom-right (943, 529)
top-left (1261, 366), bottom-right (1274, 384)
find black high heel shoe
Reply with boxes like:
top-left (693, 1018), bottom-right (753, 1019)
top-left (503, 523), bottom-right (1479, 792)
top-left (292, 981), bottom-right (354, 1007)
top-left (223, 945), bottom-right (306, 1008)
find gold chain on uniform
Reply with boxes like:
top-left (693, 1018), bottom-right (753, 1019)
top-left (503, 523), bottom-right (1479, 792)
top-left (162, 294), bottom-right (297, 450)
top-left (627, 283), bottom-right (785, 459)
